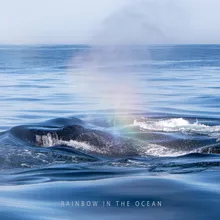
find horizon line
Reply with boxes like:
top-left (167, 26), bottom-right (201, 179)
top-left (0, 43), bottom-right (220, 46)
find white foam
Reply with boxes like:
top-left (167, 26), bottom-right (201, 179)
top-left (35, 133), bottom-right (105, 154)
top-left (141, 143), bottom-right (187, 157)
top-left (57, 140), bottom-right (104, 154)
top-left (134, 118), bottom-right (220, 138)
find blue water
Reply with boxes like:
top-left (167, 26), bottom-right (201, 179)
top-left (0, 45), bottom-right (220, 220)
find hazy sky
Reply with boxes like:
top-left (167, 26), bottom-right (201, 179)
top-left (0, 0), bottom-right (220, 44)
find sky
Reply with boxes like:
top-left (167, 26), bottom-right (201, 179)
top-left (0, 0), bottom-right (220, 44)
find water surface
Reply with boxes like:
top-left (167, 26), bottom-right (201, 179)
top-left (0, 45), bottom-right (220, 220)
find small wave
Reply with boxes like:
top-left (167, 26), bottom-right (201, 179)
top-left (134, 118), bottom-right (220, 138)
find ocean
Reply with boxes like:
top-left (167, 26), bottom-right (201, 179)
top-left (0, 44), bottom-right (220, 220)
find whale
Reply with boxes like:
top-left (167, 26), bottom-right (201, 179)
top-left (10, 124), bottom-right (143, 157)
top-left (8, 117), bottom-right (220, 158)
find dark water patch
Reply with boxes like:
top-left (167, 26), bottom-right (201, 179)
top-left (0, 174), bottom-right (220, 220)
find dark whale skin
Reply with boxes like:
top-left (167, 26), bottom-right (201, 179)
top-left (10, 124), bottom-right (142, 157)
